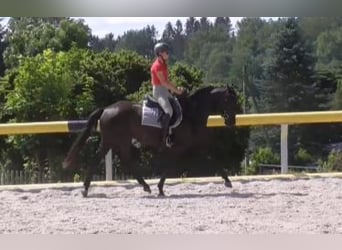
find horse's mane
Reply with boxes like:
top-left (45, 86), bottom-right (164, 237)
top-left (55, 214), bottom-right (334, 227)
top-left (189, 85), bottom-right (215, 101)
top-left (179, 85), bottom-right (216, 126)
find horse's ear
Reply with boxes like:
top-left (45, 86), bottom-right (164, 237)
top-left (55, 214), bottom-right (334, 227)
top-left (225, 84), bottom-right (231, 94)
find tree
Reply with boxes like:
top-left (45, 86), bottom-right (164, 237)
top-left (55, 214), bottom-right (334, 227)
top-left (199, 17), bottom-right (211, 32)
top-left (184, 19), bottom-right (233, 83)
top-left (185, 17), bottom-right (200, 37)
top-left (89, 33), bottom-right (117, 52)
top-left (262, 17), bottom-right (316, 112)
top-left (261, 18), bottom-right (325, 163)
top-left (169, 63), bottom-right (204, 91)
top-left (2, 48), bottom-right (95, 180)
top-left (1, 47), bottom-right (151, 181)
top-left (115, 25), bottom-right (157, 59)
top-left (299, 17), bottom-right (342, 44)
top-left (162, 22), bottom-right (175, 42)
top-left (0, 18), bottom-right (7, 76)
top-left (81, 50), bottom-right (150, 108)
top-left (161, 20), bottom-right (186, 62)
top-left (331, 66), bottom-right (342, 110)
top-left (3, 17), bottom-right (90, 69)
top-left (315, 27), bottom-right (342, 72)
top-left (229, 18), bottom-right (268, 85)
top-left (214, 17), bottom-right (232, 37)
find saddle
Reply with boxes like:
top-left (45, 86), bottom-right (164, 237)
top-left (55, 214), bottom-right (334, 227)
top-left (141, 95), bottom-right (182, 129)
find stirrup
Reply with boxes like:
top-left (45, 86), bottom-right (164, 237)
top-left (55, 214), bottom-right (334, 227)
top-left (165, 135), bottom-right (174, 148)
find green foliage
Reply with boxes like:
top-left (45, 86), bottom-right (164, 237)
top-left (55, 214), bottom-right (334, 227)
top-left (1, 48), bottom-right (150, 179)
top-left (5, 49), bottom-right (84, 121)
top-left (0, 19), bottom-right (6, 76)
top-left (73, 173), bottom-right (81, 182)
top-left (169, 63), bottom-right (204, 91)
top-left (3, 17), bottom-right (90, 69)
top-left (299, 17), bottom-right (342, 44)
top-left (89, 33), bottom-right (117, 52)
top-left (319, 150), bottom-right (342, 172)
top-left (295, 148), bottom-right (314, 165)
top-left (246, 147), bottom-right (280, 175)
top-left (262, 17), bottom-right (316, 112)
top-left (329, 65), bottom-right (342, 110)
top-left (162, 20), bottom-right (186, 62)
top-left (332, 78), bottom-right (342, 109)
top-left (115, 25), bottom-right (157, 60)
top-left (229, 18), bottom-right (270, 88)
top-left (81, 49), bottom-right (150, 107)
top-left (184, 24), bottom-right (233, 83)
top-left (126, 81), bottom-right (151, 103)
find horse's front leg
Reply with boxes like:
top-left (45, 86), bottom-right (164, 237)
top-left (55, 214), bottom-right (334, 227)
top-left (136, 176), bottom-right (151, 193)
top-left (157, 175), bottom-right (166, 196)
top-left (120, 146), bottom-right (151, 194)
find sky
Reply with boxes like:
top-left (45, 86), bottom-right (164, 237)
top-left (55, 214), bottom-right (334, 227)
top-left (72, 17), bottom-right (244, 38)
top-left (1, 17), bottom-right (245, 38)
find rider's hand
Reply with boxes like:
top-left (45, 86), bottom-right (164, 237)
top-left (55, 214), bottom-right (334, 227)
top-left (176, 86), bottom-right (185, 95)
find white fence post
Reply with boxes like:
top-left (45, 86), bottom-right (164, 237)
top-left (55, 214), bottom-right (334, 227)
top-left (280, 124), bottom-right (288, 174)
top-left (105, 149), bottom-right (113, 181)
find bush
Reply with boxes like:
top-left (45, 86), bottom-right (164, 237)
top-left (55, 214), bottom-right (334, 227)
top-left (295, 147), bottom-right (314, 165)
top-left (73, 173), bottom-right (81, 182)
top-left (245, 147), bottom-right (280, 175)
top-left (320, 150), bottom-right (342, 172)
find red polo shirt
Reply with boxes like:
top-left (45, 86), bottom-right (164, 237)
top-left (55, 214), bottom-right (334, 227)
top-left (151, 58), bottom-right (168, 86)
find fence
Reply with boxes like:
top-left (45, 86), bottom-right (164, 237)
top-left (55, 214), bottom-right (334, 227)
top-left (258, 164), bottom-right (320, 175)
top-left (0, 169), bottom-right (105, 185)
top-left (1, 110), bottom-right (342, 182)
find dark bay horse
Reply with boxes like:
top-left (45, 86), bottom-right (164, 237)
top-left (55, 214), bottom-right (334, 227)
top-left (63, 85), bottom-right (240, 196)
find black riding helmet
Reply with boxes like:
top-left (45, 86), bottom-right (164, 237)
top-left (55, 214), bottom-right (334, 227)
top-left (154, 42), bottom-right (170, 56)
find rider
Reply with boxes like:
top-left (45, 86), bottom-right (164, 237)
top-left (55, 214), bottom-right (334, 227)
top-left (151, 42), bottom-right (184, 148)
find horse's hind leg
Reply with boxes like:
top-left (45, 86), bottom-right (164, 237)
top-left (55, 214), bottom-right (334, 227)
top-left (219, 168), bottom-right (232, 188)
top-left (157, 175), bottom-right (166, 197)
top-left (119, 145), bottom-right (151, 194)
top-left (83, 141), bottom-right (110, 197)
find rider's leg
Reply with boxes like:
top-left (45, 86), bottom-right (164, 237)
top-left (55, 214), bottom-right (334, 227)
top-left (153, 86), bottom-right (174, 147)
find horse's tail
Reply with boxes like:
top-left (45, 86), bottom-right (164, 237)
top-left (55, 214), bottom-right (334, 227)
top-left (63, 108), bottom-right (104, 168)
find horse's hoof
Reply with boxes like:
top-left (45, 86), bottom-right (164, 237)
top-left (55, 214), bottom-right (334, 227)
top-left (144, 186), bottom-right (152, 194)
top-left (82, 190), bottom-right (88, 197)
top-left (158, 192), bottom-right (165, 197)
top-left (224, 181), bottom-right (232, 188)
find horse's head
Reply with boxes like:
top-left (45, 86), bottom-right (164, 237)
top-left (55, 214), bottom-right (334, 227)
top-left (186, 85), bottom-right (240, 128)
top-left (211, 85), bottom-right (239, 127)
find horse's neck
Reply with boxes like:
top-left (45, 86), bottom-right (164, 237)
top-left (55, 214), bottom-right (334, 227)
top-left (190, 88), bottom-right (213, 115)
top-left (180, 91), bottom-right (212, 127)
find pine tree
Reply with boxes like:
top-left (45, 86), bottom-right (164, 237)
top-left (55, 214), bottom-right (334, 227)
top-left (263, 18), bottom-right (316, 112)
top-left (0, 19), bottom-right (7, 76)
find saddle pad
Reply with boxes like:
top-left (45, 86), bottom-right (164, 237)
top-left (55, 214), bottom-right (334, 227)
top-left (142, 100), bottom-right (162, 128)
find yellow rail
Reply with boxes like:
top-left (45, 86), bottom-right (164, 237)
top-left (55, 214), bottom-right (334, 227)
top-left (0, 121), bottom-right (69, 135)
top-left (0, 110), bottom-right (341, 135)
top-left (206, 110), bottom-right (342, 127)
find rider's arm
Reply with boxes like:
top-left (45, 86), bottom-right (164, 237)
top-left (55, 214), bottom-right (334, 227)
top-left (156, 71), bottom-right (182, 95)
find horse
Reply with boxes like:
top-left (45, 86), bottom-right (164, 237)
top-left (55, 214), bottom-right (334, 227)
top-left (63, 85), bottom-right (240, 197)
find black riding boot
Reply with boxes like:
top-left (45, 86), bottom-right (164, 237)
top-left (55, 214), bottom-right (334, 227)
top-left (160, 114), bottom-right (173, 148)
